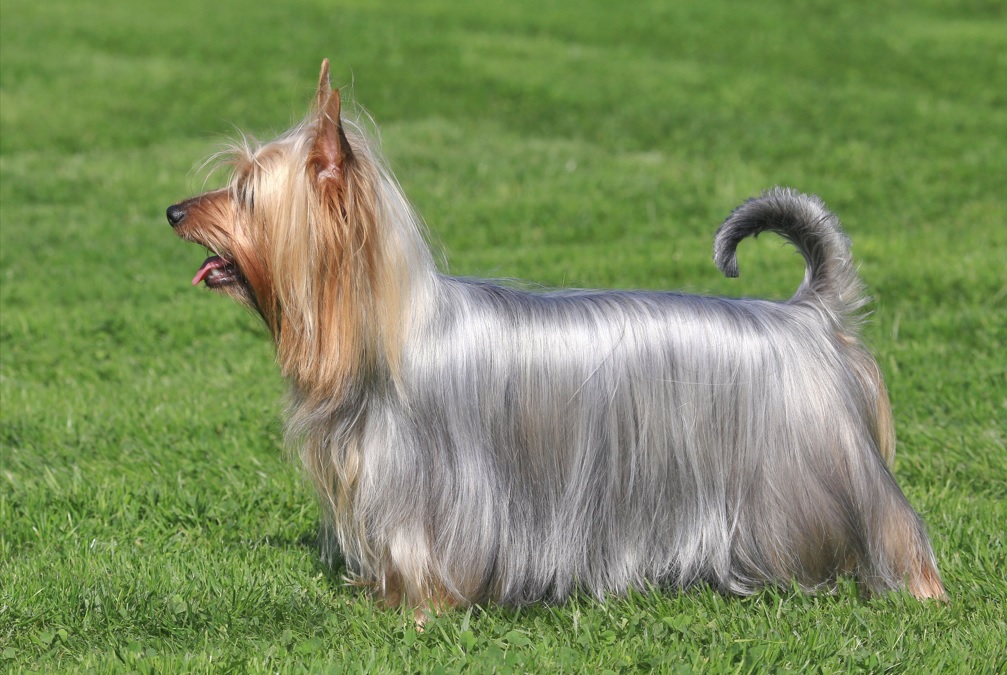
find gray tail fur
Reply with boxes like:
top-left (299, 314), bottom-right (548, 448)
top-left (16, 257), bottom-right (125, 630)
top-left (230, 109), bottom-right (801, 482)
top-left (714, 187), bottom-right (869, 325)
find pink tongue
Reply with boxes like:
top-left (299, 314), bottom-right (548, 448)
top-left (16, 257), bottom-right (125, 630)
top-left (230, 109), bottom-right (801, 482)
top-left (192, 256), bottom-right (229, 286)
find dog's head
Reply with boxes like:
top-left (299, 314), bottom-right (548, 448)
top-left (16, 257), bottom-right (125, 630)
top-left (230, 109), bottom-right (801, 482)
top-left (166, 59), bottom-right (355, 315)
top-left (166, 59), bottom-right (422, 398)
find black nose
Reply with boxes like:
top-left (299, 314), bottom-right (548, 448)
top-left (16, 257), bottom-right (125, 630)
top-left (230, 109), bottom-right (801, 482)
top-left (166, 204), bottom-right (187, 227)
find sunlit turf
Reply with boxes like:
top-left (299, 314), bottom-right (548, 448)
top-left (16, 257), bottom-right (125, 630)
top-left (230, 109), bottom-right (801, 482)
top-left (2, 0), bottom-right (1005, 671)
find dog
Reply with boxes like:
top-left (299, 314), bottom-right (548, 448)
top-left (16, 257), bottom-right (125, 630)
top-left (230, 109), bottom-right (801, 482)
top-left (166, 59), bottom-right (945, 611)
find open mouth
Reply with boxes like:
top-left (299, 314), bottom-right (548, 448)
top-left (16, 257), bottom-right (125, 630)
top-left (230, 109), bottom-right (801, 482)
top-left (192, 254), bottom-right (240, 288)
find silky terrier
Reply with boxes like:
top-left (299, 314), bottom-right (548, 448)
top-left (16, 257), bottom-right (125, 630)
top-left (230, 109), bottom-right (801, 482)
top-left (167, 59), bottom-right (944, 610)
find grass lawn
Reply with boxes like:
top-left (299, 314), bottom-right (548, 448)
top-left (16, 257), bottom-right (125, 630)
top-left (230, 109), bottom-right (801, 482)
top-left (2, 0), bottom-right (1005, 671)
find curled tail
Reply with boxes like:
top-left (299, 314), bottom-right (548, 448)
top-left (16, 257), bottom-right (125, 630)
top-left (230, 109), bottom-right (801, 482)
top-left (714, 187), bottom-right (869, 326)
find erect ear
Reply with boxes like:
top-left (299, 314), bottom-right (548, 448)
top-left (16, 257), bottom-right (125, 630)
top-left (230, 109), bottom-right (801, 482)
top-left (310, 59), bottom-right (354, 184)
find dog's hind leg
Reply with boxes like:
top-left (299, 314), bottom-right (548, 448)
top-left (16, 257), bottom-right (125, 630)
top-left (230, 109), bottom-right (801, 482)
top-left (856, 464), bottom-right (946, 601)
top-left (876, 487), bottom-right (946, 600)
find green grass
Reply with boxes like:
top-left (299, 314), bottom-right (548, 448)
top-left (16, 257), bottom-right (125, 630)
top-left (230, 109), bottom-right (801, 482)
top-left (2, 0), bottom-right (1005, 671)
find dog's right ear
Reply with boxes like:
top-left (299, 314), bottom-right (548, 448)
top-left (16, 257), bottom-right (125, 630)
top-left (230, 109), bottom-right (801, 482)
top-left (310, 59), bottom-right (353, 185)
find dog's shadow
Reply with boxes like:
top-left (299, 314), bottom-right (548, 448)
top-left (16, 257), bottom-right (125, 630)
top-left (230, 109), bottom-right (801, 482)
top-left (293, 525), bottom-right (350, 587)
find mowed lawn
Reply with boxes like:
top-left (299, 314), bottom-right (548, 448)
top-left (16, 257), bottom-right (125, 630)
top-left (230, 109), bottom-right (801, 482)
top-left (1, 0), bottom-right (1005, 671)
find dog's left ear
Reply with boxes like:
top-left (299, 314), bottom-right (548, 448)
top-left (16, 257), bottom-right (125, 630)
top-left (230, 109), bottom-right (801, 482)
top-left (311, 59), bottom-right (353, 184)
top-left (316, 58), bottom-right (332, 111)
